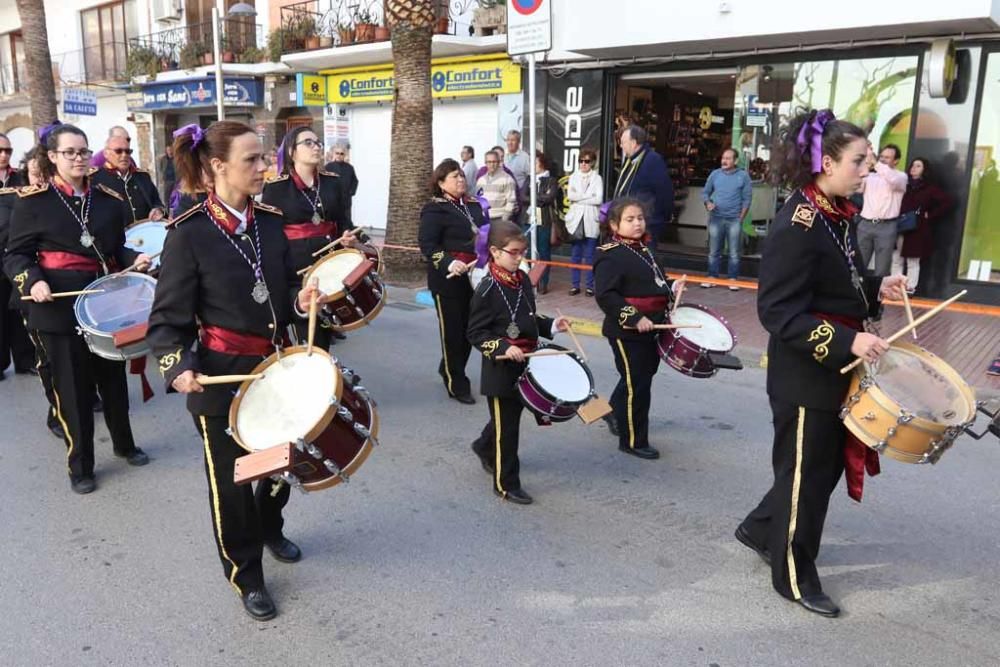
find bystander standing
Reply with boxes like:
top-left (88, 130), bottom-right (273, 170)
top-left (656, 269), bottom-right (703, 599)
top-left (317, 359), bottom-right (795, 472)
top-left (858, 143), bottom-right (907, 276)
top-left (701, 148), bottom-right (752, 289)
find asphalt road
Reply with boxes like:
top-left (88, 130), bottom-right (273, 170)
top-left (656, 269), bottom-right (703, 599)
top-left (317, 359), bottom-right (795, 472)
top-left (1, 286), bottom-right (999, 666)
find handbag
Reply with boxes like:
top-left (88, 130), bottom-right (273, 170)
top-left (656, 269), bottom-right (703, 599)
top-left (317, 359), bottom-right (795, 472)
top-left (897, 209), bottom-right (920, 233)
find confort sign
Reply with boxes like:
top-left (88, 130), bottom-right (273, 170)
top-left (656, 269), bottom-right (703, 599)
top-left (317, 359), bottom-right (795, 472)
top-left (310, 57), bottom-right (521, 105)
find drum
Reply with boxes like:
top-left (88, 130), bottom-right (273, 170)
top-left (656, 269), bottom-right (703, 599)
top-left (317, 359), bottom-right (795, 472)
top-left (303, 248), bottom-right (385, 331)
top-left (357, 241), bottom-right (384, 274)
top-left (229, 346), bottom-right (379, 491)
top-left (517, 344), bottom-right (595, 423)
top-left (841, 342), bottom-right (976, 464)
top-left (124, 220), bottom-right (167, 271)
top-left (73, 272), bottom-right (157, 361)
top-left (657, 304), bottom-right (736, 378)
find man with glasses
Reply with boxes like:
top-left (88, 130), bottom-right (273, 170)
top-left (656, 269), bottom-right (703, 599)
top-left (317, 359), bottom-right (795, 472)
top-left (0, 133), bottom-right (24, 188)
top-left (476, 150), bottom-right (516, 222)
top-left (323, 139), bottom-right (358, 226)
top-left (91, 134), bottom-right (165, 224)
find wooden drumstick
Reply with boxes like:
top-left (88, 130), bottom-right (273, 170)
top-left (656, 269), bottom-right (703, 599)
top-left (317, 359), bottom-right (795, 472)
top-left (839, 289), bottom-right (967, 375)
top-left (306, 291), bottom-right (318, 356)
top-left (21, 288), bottom-right (104, 301)
top-left (447, 259), bottom-right (477, 279)
top-left (900, 288), bottom-right (918, 341)
top-left (497, 349), bottom-right (573, 360)
top-left (670, 274), bottom-right (687, 316)
top-left (116, 250), bottom-right (163, 275)
top-left (195, 373), bottom-right (263, 385)
top-left (556, 308), bottom-right (587, 362)
top-left (311, 238), bottom-right (342, 257)
top-left (624, 323), bottom-right (702, 330)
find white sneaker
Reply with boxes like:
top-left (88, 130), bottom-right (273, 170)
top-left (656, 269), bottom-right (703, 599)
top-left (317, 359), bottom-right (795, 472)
top-left (729, 285), bottom-right (740, 291)
top-left (700, 282), bottom-right (713, 288)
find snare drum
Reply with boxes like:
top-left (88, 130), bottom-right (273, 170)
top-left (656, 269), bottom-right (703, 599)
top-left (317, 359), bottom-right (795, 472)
top-left (517, 345), bottom-right (595, 423)
top-left (303, 248), bottom-right (385, 331)
top-left (229, 346), bottom-right (379, 491)
top-left (73, 272), bottom-right (157, 360)
top-left (657, 304), bottom-right (736, 378)
top-left (124, 220), bottom-right (167, 271)
top-left (357, 241), bottom-right (384, 274)
top-left (841, 342), bottom-right (976, 464)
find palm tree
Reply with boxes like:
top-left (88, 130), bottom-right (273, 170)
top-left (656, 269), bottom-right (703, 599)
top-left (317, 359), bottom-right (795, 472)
top-left (14, 0), bottom-right (59, 129)
top-left (383, 0), bottom-right (436, 281)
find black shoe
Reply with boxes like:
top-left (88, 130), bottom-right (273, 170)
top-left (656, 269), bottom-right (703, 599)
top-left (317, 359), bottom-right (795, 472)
top-left (47, 413), bottom-right (65, 440)
top-left (451, 393), bottom-right (476, 405)
top-left (15, 367), bottom-right (38, 376)
top-left (603, 414), bottom-right (619, 437)
top-left (70, 476), bottom-right (96, 494)
top-left (332, 330), bottom-right (347, 340)
top-left (568, 287), bottom-right (580, 296)
top-left (265, 537), bottom-right (302, 563)
top-left (619, 445), bottom-right (660, 460)
top-left (241, 588), bottom-right (277, 621)
top-left (117, 448), bottom-right (149, 466)
top-left (585, 288), bottom-right (594, 297)
top-left (92, 397), bottom-right (103, 412)
top-left (496, 487), bottom-right (533, 505)
top-left (471, 442), bottom-right (494, 474)
top-left (734, 525), bottom-right (771, 565)
top-left (0, 370), bottom-right (5, 381)
top-left (797, 593), bottom-right (840, 618)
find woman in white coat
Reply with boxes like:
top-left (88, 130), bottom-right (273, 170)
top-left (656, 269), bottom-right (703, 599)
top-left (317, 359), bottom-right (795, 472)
top-left (565, 148), bottom-right (603, 296)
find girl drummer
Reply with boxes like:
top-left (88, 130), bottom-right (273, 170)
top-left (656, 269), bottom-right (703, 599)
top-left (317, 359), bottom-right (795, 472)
top-left (735, 109), bottom-right (906, 618)
top-left (5, 123), bottom-right (152, 494)
top-left (593, 197), bottom-right (682, 461)
top-left (468, 220), bottom-right (568, 505)
top-left (147, 121), bottom-right (321, 621)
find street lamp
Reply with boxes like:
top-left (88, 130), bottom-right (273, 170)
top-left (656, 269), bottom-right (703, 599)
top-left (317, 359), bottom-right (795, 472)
top-left (212, 2), bottom-right (259, 120)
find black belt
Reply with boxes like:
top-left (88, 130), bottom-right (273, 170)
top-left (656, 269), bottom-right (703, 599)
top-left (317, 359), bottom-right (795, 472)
top-left (861, 215), bottom-right (900, 224)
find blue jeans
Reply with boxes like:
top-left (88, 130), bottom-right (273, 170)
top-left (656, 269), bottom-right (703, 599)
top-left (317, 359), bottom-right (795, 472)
top-left (708, 216), bottom-right (742, 279)
top-left (570, 237), bottom-right (598, 289)
top-left (528, 225), bottom-right (552, 289)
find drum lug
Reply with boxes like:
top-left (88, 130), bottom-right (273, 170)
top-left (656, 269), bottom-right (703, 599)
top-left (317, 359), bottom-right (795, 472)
top-left (859, 376), bottom-right (874, 390)
top-left (873, 439), bottom-right (888, 453)
top-left (896, 411), bottom-right (914, 425)
top-left (355, 307), bottom-right (365, 319)
top-left (369, 436), bottom-right (380, 447)
top-left (337, 405), bottom-right (354, 422)
top-left (353, 423), bottom-right (370, 439)
top-left (861, 411), bottom-right (877, 422)
top-left (280, 472), bottom-right (306, 493)
top-left (345, 293), bottom-right (356, 305)
top-left (305, 442), bottom-right (323, 460)
top-left (225, 427), bottom-right (233, 437)
top-left (323, 458), bottom-right (349, 483)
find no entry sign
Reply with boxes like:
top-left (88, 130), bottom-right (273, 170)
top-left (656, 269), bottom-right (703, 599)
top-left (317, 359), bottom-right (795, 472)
top-left (507, 0), bottom-right (551, 55)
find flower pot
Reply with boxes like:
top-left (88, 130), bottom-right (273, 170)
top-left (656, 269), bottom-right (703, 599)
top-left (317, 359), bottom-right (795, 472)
top-left (355, 23), bottom-right (374, 42)
top-left (222, 51), bottom-right (235, 63)
top-left (202, 52), bottom-right (214, 65)
top-left (435, 17), bottom-right (450, 34)
top-left (337, 29), bottom-right (354, 46)
top-left (374, 26), bottom-right (390, 41)
top-left (319, 35), bottom-right (333, 48)
top-left (304, 35), bottom-right (321, 50)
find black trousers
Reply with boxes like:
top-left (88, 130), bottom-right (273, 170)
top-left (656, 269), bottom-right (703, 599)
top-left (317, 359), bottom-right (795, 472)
top-left (0, 279), bottom-right (35, 373)
top-left (472, 395), bottom-right (524, 493)
top-left (292, 319), bottom-right (333, 351)
top-left (38, 332), bottom-right (137, 479)
top-left (608, 337), bottom-right (660, 450)
top-left (739, 399), bottom-right (846, 600)
top-left (433, 292), bottom-right (472, 398)
top-left (25, 327), bottom-right (58, 421)
top-left (193, 414), bottom-right (292, 594)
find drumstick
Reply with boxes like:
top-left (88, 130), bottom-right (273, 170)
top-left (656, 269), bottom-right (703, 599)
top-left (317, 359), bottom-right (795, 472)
top-left (556, 308), bottom-right (587, 362)
top-left (296, 264), bottom-right (312, 276)
top-left (21, 289), bottom-right (104, 301)
top-left (670, 275), bottom-right (687, 316)
top-left (623, 323), bottom-right (702, 330)
top-left (839, 289), bottom-right (967, 375)
top-left (195, 373), bottom-right (263, 385)
top-left (116, 250), bottom-right (163, 275)
top-left (497, 349), bottom-right (573, 360)
top-left (306, 292), bottom-right (318, 356)
top-left (900, 288), bottom-right (918, 341)
top-left (446, 259), bottom-right (477, 279)
top-left (311, 238), bottom-right (342, 257)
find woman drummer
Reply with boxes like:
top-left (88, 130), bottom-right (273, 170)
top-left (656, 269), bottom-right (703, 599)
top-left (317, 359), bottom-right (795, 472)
top-left (593, 197), bottom-right (682, 461)
top-left (735, 109), bottom-right (906, 618)
top-left (262, 126), bottom-right (369, 349)
top-left (4, 123), bottom-right (152, 494)
top-left (147, 121), bottom-right (321, 622)
top-left (418, 158), bottom-right (487, 405)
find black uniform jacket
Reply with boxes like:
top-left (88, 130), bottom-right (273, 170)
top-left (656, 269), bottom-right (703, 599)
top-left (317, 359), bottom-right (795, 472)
top-left (146, 200), bottom-right (302, 416)
top-left (4, 180), bottom-right (138, 333)
top-left (468, 269), bottom-right (554, 398)
top-left (171, 190), bottom-right (208, 219)
top-left (91, 165), bottom-right (164, 224)
top-left (593, 240), bottom-right (675, 341)
top-left (260, 169), bottom-right (360, 271)
top-left (418, 196), bottom-right (486, 297)
top-left (0, 185), bottom-right (20, 308)
top-left (759, 189), bottom-right (881, 411)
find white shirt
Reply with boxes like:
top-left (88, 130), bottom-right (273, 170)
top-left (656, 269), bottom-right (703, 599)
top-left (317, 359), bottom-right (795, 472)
top-left (218, 198), bottom-right (250, 234)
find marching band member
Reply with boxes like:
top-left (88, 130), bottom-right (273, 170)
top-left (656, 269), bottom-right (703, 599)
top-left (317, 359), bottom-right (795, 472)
top-left (90, 132), bottom-right (165, 224)
top-left (147, 121), bottom-right (321, 622)
top-left (593, 197), bottom-right (681, 460)
top-left (418, 158), bottom-right (486, 405)
top-left (468, 220), bottom-right (568, 505)
top-left (735, 110), bottom-right (907, 618)
top-left (4, 123), bottom-right (151, 494)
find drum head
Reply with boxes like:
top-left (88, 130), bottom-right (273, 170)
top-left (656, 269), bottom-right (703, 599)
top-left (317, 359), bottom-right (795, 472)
top-left (869, 346), bottom-right (973, 425)
top-left (125, 222), bottom-right (168, 268)
top-left (309, 249), bottom-right (365, 294)
top-left (528, 353), bottom-right (592, 403)
top-left (74, 272), bottom-right (156, 333)
top-left (235, 350), bottom-right (340, 451)
top-left (672, 305), bottom-right (734, 352)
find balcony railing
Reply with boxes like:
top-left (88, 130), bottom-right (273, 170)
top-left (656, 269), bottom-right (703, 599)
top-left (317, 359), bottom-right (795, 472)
top-left (0, 61), bottom-right (27, 96)
top-left (129, 19), bottom-right (264, 74)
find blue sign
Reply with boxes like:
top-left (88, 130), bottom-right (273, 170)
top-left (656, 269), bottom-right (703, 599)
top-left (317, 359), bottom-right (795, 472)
top-left (128, 78), bottom-right (263, 111)
top-left (64, 88), bottom-right (97, 116)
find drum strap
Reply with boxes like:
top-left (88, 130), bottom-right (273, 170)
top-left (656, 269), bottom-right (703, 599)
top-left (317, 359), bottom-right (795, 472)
top-left (200, 325), bottom-right (277, 357)
top-left (284, 221), bottom-right (338, 240)
top-left (38, 250), bottom-right (102, 273)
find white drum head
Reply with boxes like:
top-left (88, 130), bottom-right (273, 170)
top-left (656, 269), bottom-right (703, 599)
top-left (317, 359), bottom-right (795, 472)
top-left (529, 354), bottom-right (592, 402)
top-left (672, 306), bottom-right (734, 351)
top-left (235, 352), bottom-right (339, 451)
top-left (871, 347), bottom-right (972, 425)
top-left (74, 272), bottom-right (156, 333)
top-left (310, 250), bottom-right (365, 295)
top-left (125, 222), bottom-right (168, 268)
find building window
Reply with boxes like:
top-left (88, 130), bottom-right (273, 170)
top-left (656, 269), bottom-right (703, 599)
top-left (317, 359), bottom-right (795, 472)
top-left (0, 31), bottom-right (25, 95)
top-left (80, 0), bottom-right (137, 82)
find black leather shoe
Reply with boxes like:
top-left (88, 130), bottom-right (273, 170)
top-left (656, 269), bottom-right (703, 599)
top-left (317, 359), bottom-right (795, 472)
top-left (471, 443), bottom-right (494, 474)
top-left (47, 413), bottom-right (65, 440)
top-left (71, 476), bottom-right (96, 494)
top-left (241, 588), bottom-right (277, 621)
top-left (603, 414), bottom-right (619, 437)
top-left (265, 537), bottom-right (302, 563)
top-left (332, 330), bottom-right (347, 340)
top-left (117, 448), bottom-right (149, 466)
top-left (452, 393), bottom-right (476, 405)
top-left (15, 367), bottom-right (38, 376)
top-left (797, 593), bottom-right (840, 618)
top-left (734, 525), bottom-right (771, 565)
top-left (619, 445), bottom-right (660, 460)
top-left (496, 487), bottom-right (533, 505)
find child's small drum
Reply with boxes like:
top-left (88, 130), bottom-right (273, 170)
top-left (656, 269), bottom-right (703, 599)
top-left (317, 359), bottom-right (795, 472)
top-left (657, 304), bottom-right (736, 378)
top-left (303, 248), bottom-right (385, 331)
top-left (517, 344), bottom-right (596, 424)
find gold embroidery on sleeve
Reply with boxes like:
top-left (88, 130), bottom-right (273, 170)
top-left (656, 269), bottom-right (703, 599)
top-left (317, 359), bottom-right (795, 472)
top-left (158, 349), bottom-right (183, 375)
top-left (618, 305), bottom-right (638, 327)
top-left (808, 320), bottom-right (835, 362)
top-left (431, 251), bottom-right (445, 270)
top-left (12, 270), bottom-right (28, 294)
top-left (481, 339), bottom-right (501, 358)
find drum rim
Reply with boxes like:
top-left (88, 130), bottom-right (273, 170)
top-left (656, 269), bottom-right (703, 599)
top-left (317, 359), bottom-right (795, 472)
top-left (521, 343), bottom-right (594, 406)
top-left (303, 247), bottom-right (368, 302)
top-left (327, 274), bottom-right (386, 332)
top-left (300, 388), bottom-right (379, 491)
top-left (73, 271), bottom-right (158, 336)
top-left (667, 303), bottom-right (737, 352)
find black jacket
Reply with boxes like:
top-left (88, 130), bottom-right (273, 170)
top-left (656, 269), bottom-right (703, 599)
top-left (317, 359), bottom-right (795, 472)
top-left (418, 197), bottom-right (486, 298)
top-left (468, 269), bottom-right (554, 397)
top-left (593, 241), bottom-right (675, 340)
top-left (171, 190), bottom-right (207, 218)
top-left (91, 166), bottom-right (164, 224)
top-left (4, 181), bottom-right (138, 333)
top-left (146, 200), bottom-right (303, 416)
top-left (758, 189), bottom-right (882, 411)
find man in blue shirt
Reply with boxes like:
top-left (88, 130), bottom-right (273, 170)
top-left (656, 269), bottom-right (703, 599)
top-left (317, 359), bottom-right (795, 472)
top-left (614, 125), bottom-right (673, 249)
top-left (701, 148), bottom-right (752, 290)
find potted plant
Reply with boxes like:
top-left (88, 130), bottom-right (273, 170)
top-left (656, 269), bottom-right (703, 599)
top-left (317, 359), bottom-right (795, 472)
top-left (473, 0), bottom-right (507, 36)
top-left (337, 20), bottom-right (355, 46)
top-left (319, 14), bottom-right (334, 48)
top-left (354, 6), bottom-right (376, 42)
top-left (202, 49), bottom-right (214, 66)
top-left (266, 28), bottom-right (287, 62)
top-left (238, 46), bottom-right (266, 64)
top-left (179, 40), bottom-right (204, 69)
top-left (374, 23), bottom-right (390, 41)
top-left (300, 15), bottom-right (321, 50)
top-left (125, 45), bottom-right (159, 80)
top-left (435, 15), bottom-right (450, 34)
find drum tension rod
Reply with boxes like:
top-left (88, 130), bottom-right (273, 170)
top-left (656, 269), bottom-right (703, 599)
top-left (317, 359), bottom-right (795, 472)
top-left (323, 459), bottom-right (349, 483)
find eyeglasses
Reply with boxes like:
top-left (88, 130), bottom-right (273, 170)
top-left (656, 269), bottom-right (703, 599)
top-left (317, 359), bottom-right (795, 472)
top-left (485, 160), bottom-right (498, 165)
top-left (332, 151), bottom-right (346, 156)
top-left (499, 247), bottom-right (526, 257)
top-left (579, 159), bottom-right (593, 164)
top-left (0, 148), bottom-right (12, 155)
top-left (111, 148), bottom-right (133, 156)
top-left (296, 139), bottom-right (323, 149)
top-left (54, 149), bottom-right (94, 161)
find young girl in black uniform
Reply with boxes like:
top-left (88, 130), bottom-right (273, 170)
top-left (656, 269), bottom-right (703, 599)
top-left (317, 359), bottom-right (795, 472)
top-left (735, 109), bottom-right (907, 618)
top-left (147, 121), bottom-right (321, 621)
top-left (593, 197), bottom-right (682, 461)
top-left (467, 220), bottom-right (568, 505)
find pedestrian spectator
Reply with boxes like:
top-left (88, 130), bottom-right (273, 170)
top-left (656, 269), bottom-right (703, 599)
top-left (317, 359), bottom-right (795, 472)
top-left (857, 143), bottom-right (907, 276)
top-left (565, 148), bottom-right (603, 296)
top-left (475, 145), bottom-right (516, 183)
top-left (476, 150), bottom-right (517, 223)
top-left (158, 144), bottom-right (176, 206)
top-left (460, 145), bottom-right (478, 186)
top-left (701, 147), bottom-right (752, 290)
top-left (324, 139), bottom-right (359, 225)
top-left (532, 151), bottom-right (560, 294)
top-left (892, 157), bottom-right (954, 295)
top-left (613, 125), bottom-right (673, 249)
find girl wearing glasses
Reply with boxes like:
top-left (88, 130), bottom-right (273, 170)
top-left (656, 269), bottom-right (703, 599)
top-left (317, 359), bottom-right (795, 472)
top-left (90, 135), bottom-right (165, 224)
top-left (4, 123), bottom-right (152, 495)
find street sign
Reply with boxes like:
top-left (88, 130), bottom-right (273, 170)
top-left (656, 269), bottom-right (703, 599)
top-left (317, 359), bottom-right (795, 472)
top-left (507, 0), bottom-right (551, 56)
top-left (63, 88), bottom-right (97, 116)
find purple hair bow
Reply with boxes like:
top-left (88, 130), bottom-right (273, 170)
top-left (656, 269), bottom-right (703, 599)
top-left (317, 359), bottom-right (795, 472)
top-left (38, 119), bottom-right (63, 146)
top-left (173, 124), bottom-right (204, 151)
top-left (796, 109), bottom-right (835, 174)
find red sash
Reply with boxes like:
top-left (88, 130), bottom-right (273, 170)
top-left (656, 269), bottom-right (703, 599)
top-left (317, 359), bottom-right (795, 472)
top-left (452, 251), bottom-right (476, 264)
top-left (504, 337), bottom-right (538, 353)
top-left (625, 295), bottom-right (668, 315)
top-left (200, 325), bottom-right (276, 357)
top-left (38, 251), bottom-right (101, 272)
top-left (283, 221), bottom-right (337, 240)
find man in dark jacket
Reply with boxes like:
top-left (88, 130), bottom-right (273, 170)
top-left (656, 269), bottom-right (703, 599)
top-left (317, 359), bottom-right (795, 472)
top-left (323, 139), bottom-right (359, 226)
top-left (614, 125), bottom-right (674, 249)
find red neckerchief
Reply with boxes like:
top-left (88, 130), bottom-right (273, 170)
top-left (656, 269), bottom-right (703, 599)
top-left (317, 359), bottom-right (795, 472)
top-left (51, 174), bottom-right (89, 197)
top-left (612, 233), bottom-right (651, 249)
top-left (206, 191), bottom-right (254, 236)
top-left (289, 168), bottom-right (318, 191)
top-left (802, 182), bottom-right (857, 224)
top-left (489, 260), bottom-right (521, 289)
